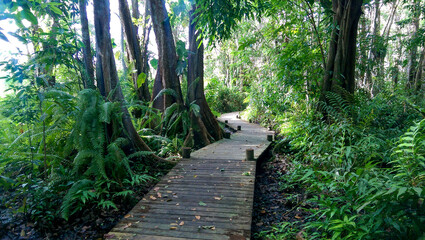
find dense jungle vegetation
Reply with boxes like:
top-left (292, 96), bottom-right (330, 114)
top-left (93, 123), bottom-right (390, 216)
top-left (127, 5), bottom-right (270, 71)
top-left (0, 0), bottom-right (425, 239)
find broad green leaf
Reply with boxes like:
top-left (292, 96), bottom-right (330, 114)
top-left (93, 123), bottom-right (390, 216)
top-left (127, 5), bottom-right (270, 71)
top-left (397, 187), bottom-right (407, 199)
top-left (137, 72), bottom-right (146, 89)
top-left (198, 201), bottom-right (207, 206)
top-left (150, 59), bottom-right (158, 70)
top-left (49, 5), bottom-right (62, 15)
top-left (21, 9), bottom-right (38, 25)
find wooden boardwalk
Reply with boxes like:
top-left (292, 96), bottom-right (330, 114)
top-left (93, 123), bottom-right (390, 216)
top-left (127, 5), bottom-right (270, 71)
top-left (107, 112), bottom-right (272, 240)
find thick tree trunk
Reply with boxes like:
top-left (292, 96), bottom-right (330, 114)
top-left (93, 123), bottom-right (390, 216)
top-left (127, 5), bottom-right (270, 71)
top-left (79, 0), bottom-right (95, 89)
top-left (118, 0), bottom-right (150, 102)
top-left (149, 0), bottom-right (184, 108)
top-left (94, 0), bottom-right (165, 162)
top-left (320, 0), bottom-right (363, 100)
top-left (187, 4), bottom-right (223, 141)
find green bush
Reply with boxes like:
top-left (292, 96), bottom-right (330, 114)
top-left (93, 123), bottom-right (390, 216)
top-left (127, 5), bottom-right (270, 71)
top-left (205, 77), bottom-right (247, 113)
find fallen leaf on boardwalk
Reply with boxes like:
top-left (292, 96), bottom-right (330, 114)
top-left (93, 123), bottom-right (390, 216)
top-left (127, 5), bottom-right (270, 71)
top-left (176, 203), bottom-right (180, 206)
top-left (153, 187), bottom-right (160, 191)
top-left (191, 208), bottom-right (196, 210)
top-left (295, 215), bottom-right (302, 219)
top-left (170, 227), bottom-right (177, 230)
top-left (179, 221), bottom-right (185, 226)
top-left (199, 201), bottom-right (207, 206)
top-left (166, 199), bottom-right (173, 202)
top-left (104, 234), bottom-right (116, 239)
top-left (150, 196), bottom-right (157, 200)
top-left (195, 216), bottom-right (201, 220)
top-left (170, 223), bottom-right (178, 226)
top-left (124, 214), bottom-right (133, 218)
top-left (169, 175), bottom-right (184, 179)
top-left (157, 192), bottom-right (162, 198)
top-left (194, 175), bottom-right (197, 178)
top-left (166, 191), bottom-right (172, 193)
top-left (140, 206), bottom-right (146, 209)
top-left (122, 223), bottom-right (132, 229)
top-left (214, 197), bottom-right (222, 200)
top-left (201, 225), bottom-right (216, 230)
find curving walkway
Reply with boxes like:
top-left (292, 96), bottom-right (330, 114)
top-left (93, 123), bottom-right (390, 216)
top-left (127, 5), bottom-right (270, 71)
top-left (106, 112), bottom-right (272, 240)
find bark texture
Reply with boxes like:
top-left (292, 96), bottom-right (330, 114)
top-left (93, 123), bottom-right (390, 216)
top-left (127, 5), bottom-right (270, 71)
top-left (79, 0), bottom-right (95, 89)
top-left (94, 0), bottom-right (164, 162)
top-left (187, 4), bottom-right (223, 141)
top-left (321, 0), bottom-right (363, 98)
top-left (149, 0), bottom-right (184, 108)
top-left (407, 0), bottom-right (421, 90)
top-left (118, 0), bottom-right (150, 102)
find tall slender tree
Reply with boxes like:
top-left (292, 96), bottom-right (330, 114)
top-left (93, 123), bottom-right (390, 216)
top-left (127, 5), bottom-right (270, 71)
top-left (118, 0), bottom-right (150, 102)
top-left (79, 0), bottom-right (95, 89)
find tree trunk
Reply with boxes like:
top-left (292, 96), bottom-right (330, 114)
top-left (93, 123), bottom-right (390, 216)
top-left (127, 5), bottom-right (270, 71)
top-left (94, 0), bottom-right (165, 162)
top-left (320, 0), bottom-right (363, 101)
top-left (415, 47), bottom-right (425, 93)
top-left (149, 0), bottom-right (184, 108)
top-left (187, 4), bottom-right (223, 141)
top-left (365, 0), bottom-right (380, 95)
top-left (79, 0), bottom-right (95, 89)
top-left (407, 0), bottom-right (421, 90)
top-left (118, 0), bottom-right (150, 102)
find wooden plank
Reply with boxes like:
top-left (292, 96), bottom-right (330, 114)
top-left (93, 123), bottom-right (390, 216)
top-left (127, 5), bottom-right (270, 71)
top-left (107, 112), bottom-right (272, 240)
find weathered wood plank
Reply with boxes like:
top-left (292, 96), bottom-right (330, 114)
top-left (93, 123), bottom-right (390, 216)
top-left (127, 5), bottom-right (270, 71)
top-left (106, 112), bottom-right (272, 239)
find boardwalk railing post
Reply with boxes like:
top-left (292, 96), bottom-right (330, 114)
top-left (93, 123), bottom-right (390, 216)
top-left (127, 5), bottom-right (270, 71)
top-left (237, 125), bottom-right (241, 131)
top-left (249, 119), bottom-right (252, 123)
top-left (268, 126), bottom-right (272, 131)
top-left (267, 135), bottom-right (274, 142)
top-left (182, 147), bottom-right (191, 158)
top-left (224, 132), bottom-right (231, 139)
top-left (225, 120), bottom-right (228, 124)
top-left (246, 148), bottom-right (254, 161)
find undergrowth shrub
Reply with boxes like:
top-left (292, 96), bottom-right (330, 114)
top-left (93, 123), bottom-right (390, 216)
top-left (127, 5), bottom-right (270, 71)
top-left (205, 77), bottom-right (246, 113)
top-left (61, 89), bottom-right (155, 220)
top-left (250, 90), bottom-right (424, 239)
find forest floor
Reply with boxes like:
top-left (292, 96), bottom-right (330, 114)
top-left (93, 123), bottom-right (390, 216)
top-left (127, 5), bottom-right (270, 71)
top-left (251, 152), bottom-right (310, 239)
top-left (0, 144), bottom-right (309, 240)
top-left (0, 166), bottom-right (170, 240)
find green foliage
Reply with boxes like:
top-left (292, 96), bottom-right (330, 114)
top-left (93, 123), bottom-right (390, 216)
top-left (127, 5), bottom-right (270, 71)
top-left (60, 89), bottom-right (155, 220)
top-left (265, 93), bottom-right (424, 239)
top-left (205, 77), bottom-right (246, 113)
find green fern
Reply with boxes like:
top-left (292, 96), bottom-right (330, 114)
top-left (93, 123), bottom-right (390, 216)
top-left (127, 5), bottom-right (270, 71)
top-left (60, 179), bottom-right (94, 220)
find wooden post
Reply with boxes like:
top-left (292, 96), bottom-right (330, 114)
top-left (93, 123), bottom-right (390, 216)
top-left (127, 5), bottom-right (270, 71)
top-left (246, 148), bottom-right (254, 161)
top-left (225, 120), bottom-right (228, 123)
top-left (249, 119), bottom-right (252, 123)
top-left (268, 126), bottom-right (272, 131)
top-left (182, 147), bottom-right (191, 158)
top-left (237, 125), bottom-right (241, 131)
top-left (267, 135), bottom-right (273, 142)
top-left (224, 132), bottom-right (231, 139)
top-left (236, 115), bottom-right (239, 118)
